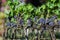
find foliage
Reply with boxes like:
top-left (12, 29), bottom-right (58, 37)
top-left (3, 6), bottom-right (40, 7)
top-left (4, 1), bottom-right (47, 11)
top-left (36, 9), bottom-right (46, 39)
top-left (3, 0), bottom-right (60, 39)
top-left (5, 0), bottom-right (60, 22)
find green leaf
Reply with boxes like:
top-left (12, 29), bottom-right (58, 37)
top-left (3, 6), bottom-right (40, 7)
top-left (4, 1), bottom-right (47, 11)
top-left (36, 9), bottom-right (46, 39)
top-left (52, 10), bottom-right (60, 15)
top-left (51, 0), bottom-right (56, 3)
top-left (47, 9), bottom-right (50, 13)
top-left (24, 14), bottom-right (30, 21)
top-left (57, 3), bottom-right (60, 8)
top-left (11, 18), bottom-right (15, 22)
top-left (46, 2), bottom-right (54, 8)
top-left (41, 5), bottom-right (46, 9)
top-left (10, 10), bottom-right (13, 17)
top-left (7, 1), bottom-right (11, 5)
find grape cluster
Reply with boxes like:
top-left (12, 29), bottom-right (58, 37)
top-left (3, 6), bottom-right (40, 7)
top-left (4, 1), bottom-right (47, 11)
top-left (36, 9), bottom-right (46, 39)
top-left (6, 22), bottom-right (11, 27)
top-left (6, 22), bottom-right (17, 27)
top-left (6, 15), bottom-right (60, 28)
top-left (49, 22), bottom-right (54, 26)
top-left (11, 23), bottom-right (17, 27)
top-left (37, 15), bottom-right (60, 28)
top-left (38, 18), bottom-right (45, 24)
top-left (52, 15), bottom-right (57, 19)
top-left (5, 15), bottom-right (60, 39)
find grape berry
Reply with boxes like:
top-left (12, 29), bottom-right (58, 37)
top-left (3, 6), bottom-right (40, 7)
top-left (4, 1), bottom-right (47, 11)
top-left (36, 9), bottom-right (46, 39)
top-left (38, 18), bottom-right (45, 24)
top-left (49, 22), bottom-right (54, 26)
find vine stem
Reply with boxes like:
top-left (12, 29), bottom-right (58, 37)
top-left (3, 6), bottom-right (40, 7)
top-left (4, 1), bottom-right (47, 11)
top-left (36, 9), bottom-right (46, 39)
top-left (49, 28), bottom-right (56, 40)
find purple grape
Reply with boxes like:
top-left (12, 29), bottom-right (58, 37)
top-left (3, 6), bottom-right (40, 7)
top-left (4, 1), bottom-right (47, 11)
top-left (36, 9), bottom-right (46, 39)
top-left (47, 15), bottom-right (57, 23)
top-left (57, 20), bottom-right (60, 25)
top-left (47, 17), bottom-right (55, 23)
top-left (11, 23), bottom-right (17, 27)
top-left (38, 18), bottom-right (45, 24)
top-left (27, 18), bottom-right (32, 26)
top-left (19, 18), bottom-right (24, 26)
top-left (13, 24), bottom-right (17, 27)
top-left (49, 22), bottom-right (54, 26)
top-left (52, 15), bottom-right (57, 19)
top-left (6, 22), bottom-right (11, 27)
top-left (14, 15), bottom-right (17, 19)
